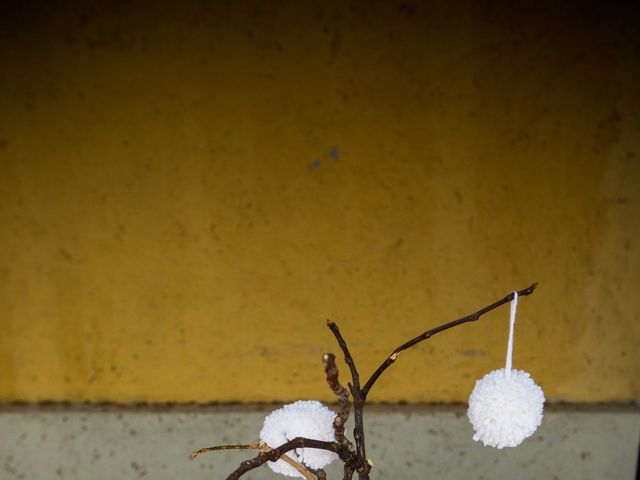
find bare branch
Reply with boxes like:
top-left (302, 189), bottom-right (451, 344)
top-left (223, 437), bottom-right (353, 480)
top-left (361, 282), bottom-right (538, 398)
top-left (326, 321), bottom-right (371, 478)
top-left (281, 457), bottom-right (314, 480)
top-left (192, 440), bottom-right (319, 479)
top-left (326, 320), bottom-right (361, 390)
top-left (323, 353), bottom-right (353, 450)
top-left (191, 443), bottom-right (260, 458)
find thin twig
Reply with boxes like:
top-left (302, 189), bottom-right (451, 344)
top-left (260, 442), bottom-right (315, 480)
top-left (191, 443), bottom-right (260, 458)
top-left (223, 437), bottom-right (353, 480)
top-left (323, 353), bottom-right (353, 450)
top-left (280, 457), bottom-right (314, 480)
top-left (192, 440), bottom-right (327, 480)
top-left (361, 282), bottom-right (538, 398)
top-left (326, 321), bottom-right (361, 391)
top-left (327, 321), bottom-right (371, 479)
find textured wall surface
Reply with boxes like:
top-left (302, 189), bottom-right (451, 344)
top-left (0, 0), bottom-right (639, 403)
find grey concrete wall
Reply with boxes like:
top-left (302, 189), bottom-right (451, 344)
top-left (0, 405), bottom-right (638, 479)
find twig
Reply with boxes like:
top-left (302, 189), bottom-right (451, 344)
top-left (323, 353), bottom-right (353, 450)
top-left (361, 283), bottom-right (538, 398)
top-left (191, 443), bottom-right (260, 458)
top-left (223, 437), bottom-right (353, 480)
top-left (191, 441), bottom-right (317, 479)
top-left (259, 442), bottom-right (315, 480)
top-left (281, 457), bottom-right (314, 480)
top-left (326, 321), bottom-right (361, 392)
top-left (327, 321), bottom-right (371, 479)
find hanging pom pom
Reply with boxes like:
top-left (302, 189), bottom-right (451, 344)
top-left (467, 368), bottom-right (544, 448)
top-left (467, 291), bottom-right (544, 448)
top-left (259, 400), bottom-right (338, 478)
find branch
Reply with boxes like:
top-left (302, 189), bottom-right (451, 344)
top-left (361, 282), bottom-right (538, 398)
top-left (191, 443), bottom-right (260, 458)
top-left (192, 441), bottom-right (319, 479)
top-left (223, 437), bottom-right (352, 480)
top-left (260, 442), bottom-right (315, 480)
top-left (326, 320), bottom-right (361, 390)
top-left (326, 321), bottom-right (371, 479)
top-left (323, 353), bottom-right (354, 450)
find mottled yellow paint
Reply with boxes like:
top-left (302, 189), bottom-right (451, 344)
top-left (0, 1), bottom-right (638, 403)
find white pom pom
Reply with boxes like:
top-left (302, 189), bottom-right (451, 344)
top-left (468, 368), bottom-right (544, 448)
top-left (259, 400), bottom-right (338, 477)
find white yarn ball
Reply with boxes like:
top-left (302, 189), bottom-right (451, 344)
top-left (468, 368), bottom-right (544, 449)
top-left (259, 400), bottom-right (338, 477)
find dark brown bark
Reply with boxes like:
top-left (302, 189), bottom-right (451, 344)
top-left (323, 353), bottom-right (354, 451)
top-left (361, 283), bottom-right (538, 398)
top-left (326, 321), bottom-right (373, 479)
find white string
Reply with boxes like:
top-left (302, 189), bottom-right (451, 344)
top-left (505, 291), bottom-right (518, 377)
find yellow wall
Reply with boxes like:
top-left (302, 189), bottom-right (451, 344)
top-left (0, 1), bottom-right (638, 403)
